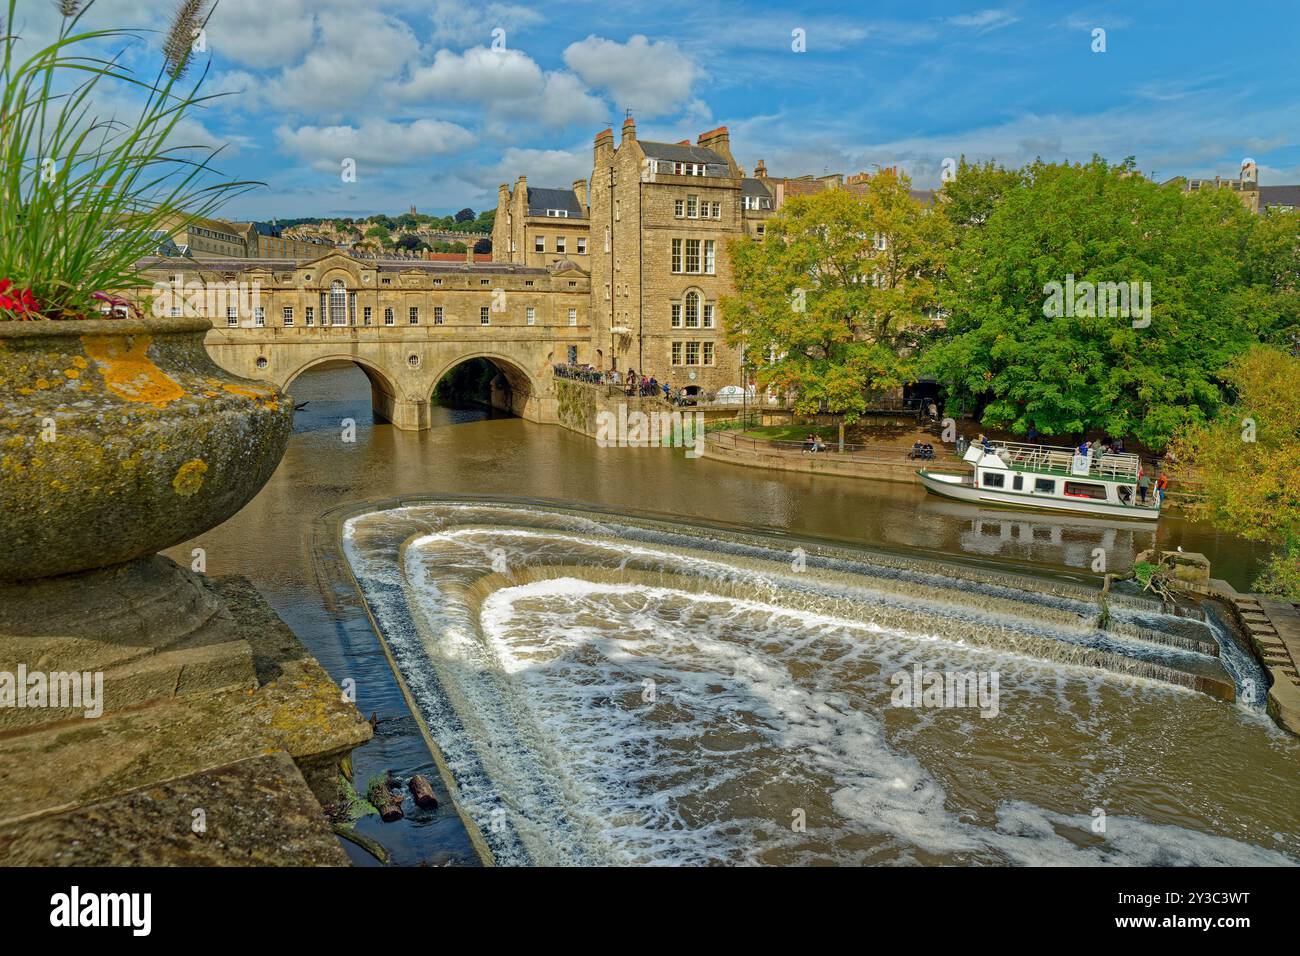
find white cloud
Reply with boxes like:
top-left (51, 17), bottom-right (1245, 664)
top-left (563, 35), bottom-right (700, 118)
top-left (464, 145), bottom-right (591, 192)
top-left (947, 9), bottom-right (1020, 34)
top-left (428, 0), bottom-right (544, 47)
top-left (392, 46), bottom-right (605, 128)
top-left (275, 119), bottom-right (475, 171)
top-left (268, 10), bottom-right (421, 116)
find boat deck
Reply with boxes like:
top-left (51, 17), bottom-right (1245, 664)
top-left (975, 440), bottom-right (1144, 482)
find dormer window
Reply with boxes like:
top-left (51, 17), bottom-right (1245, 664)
top-left (545, 209), bottom-right (569, 218)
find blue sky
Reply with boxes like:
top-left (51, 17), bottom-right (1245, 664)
top-left (16, 0), bottom-right (1300, 219)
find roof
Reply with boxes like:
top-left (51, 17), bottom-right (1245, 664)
top-left (741, 178), bottom-right (772, 199)
top-left (526, 186), bottom-right (585, 218)
top-left (1260, 185), bottom-right (1300, 209)
top-left (136, 255), bottom-right (552, 276)
top-left (638, 140), bottom-right (727, 165)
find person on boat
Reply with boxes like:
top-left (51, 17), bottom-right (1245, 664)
top-left (1077, 440), bottom-right (1091, 457)
top-left (1137, 471), bottom-right (1151, 504)
top-left (1026, 426), bottom-right (1040, 443)
top-left (978, 433), bottom-right (992, 455)
top-left (1155, 472), bottom-right (1169, 507)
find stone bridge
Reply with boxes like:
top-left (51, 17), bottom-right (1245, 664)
top-left (204, 325), bottom-right (589, 429)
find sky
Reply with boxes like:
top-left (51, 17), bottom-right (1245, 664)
top-left (11, 0), bottom-right (1300, 220)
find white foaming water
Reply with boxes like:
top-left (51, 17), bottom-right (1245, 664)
top-left (343, 503), bottom-right (1300, 867)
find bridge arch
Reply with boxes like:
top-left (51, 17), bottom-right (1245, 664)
top-left (427, 352), bottom-right (540, 419)
top-left (280, 354), bottom-right (403, 424)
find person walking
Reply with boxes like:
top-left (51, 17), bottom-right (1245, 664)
top-left (1137, 470), bottom-right (1150, 505)
top-left (1155, 472), bottom-right (1169, 508)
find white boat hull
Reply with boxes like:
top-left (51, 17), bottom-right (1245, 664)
top-left (917, 470), bottom-right (1160, 522)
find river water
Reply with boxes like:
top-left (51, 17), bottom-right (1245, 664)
top-left (173, 364), bottom-right (1299, 866)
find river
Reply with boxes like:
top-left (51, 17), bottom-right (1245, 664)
top-left (170, 363), bottom-right (1298, 866)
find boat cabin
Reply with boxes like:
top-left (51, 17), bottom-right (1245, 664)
top-left (963, 440), bottom-right (1153, 510)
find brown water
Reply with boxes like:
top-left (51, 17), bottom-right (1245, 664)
top-left (171, 364), bottom-right (1299, 866)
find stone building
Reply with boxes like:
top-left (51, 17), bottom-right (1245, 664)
top-left (160, 213), bottom-right (336, 259)
top-left (492, 177), bottom-right (592, 270)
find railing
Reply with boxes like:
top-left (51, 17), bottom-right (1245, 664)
top-left (981, 440), bottom-right (1142, 481)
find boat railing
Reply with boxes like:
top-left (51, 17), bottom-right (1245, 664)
top-left (984, 440), bottom-right (1141, 481)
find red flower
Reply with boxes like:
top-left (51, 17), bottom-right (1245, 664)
top-left (0, 279), bottom-right (40, 319)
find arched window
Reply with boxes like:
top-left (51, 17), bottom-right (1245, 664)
top-left (329, 279), bottom-right (347, 326)
top-left (684, 291), bottom-right (700, 328)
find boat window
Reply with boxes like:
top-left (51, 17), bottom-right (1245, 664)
top-left (1063, 481), bottom-right (1107, 500)
top-left (1012, 475), bottom-right (1023, 491)
top-left (981, 472), bottom-right (1005, 489)
top-left (1034, 478), bottom-right (1055, 493)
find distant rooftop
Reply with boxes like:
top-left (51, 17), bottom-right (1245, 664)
top-left (525, 186), bottom-right (585, 219)
top-left (137, 256), bottom-right (560, 276)
top-left (639, 140), bottom-right (727, 165)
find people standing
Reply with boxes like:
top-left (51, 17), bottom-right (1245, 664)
top-left (1155, 472), bottom-right (1169, 508)
top-left (1137, 470), bottom-right (1150, 505)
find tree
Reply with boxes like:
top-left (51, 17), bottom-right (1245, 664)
top-left (720, 171), bottom-right (951, 422)
top-left (939, 157), bottom-right (1025, 231)
top-left (364, 224), bottom-right (390, 241)
top-left (454, 207), bottom-right (475, 223)
top-left (395, 233), bottom-right (428, 252)
top-left (921, 157), bottom-right (1259, 448)
top-left (1166, 347), bottom-right (1300, 595)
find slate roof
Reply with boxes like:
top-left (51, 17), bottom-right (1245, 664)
top-left (638, 140), bottom-right (727, 165)
top-left (526, 186), bottom-right (585, 218)
top-left (1260, 185), bottom-right (1300, 210)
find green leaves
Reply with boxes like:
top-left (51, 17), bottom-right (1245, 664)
top-left (721, 171), bottom-right (950, 422)
top-left (923, 157), bottom-right (1269, 448)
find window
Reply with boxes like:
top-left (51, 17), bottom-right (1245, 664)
top-left (305, 306), bottom-right (314, 326)
top-left (526, 307), bottom-right (536, 326)
top-left (384, 308), bottom-right (394, 326)
top-left (684, 291), bottom-right (700, 328)
top-left (675, 199), bottom-right (685, 217)
top-left (567, 345), bottom-right (578, 364)
top-left (703, 304), bottom-right (714, 328)
top-left (686, 195), bottom-right (698, 218)
top-left (604, 227), bottom-right (611, 252)
top-left (756, 224), bottom-right (765, 236)
top-left (480, 306), bottom-right (490, 325)
top-left (685, 342), bottom-right (700, 365)
top-left (535, 236), bottom-right (545, 253)
top-left (671, 238), bottom-right (682, 272)
top-left (576, 238), bottom-right (586, 255)
top-left (685, 239), bottom-right (700, 273)
top-left (382, 277), bottom-right (392, 285)
top-left (1012, 475), bottom-right (1024, 491)
top-left (480, 278), bottom-right (490, 286)
top-left (546, 208), bottom-right (569, 218)
top-left (1064, 481), bottom-right (1107, 500)
top-left (254, 307), bottom-right (265, 327)
top-left (525, 280), bottom-right (535, 287)
top-left (671, 342), bottom-right (683, 365)
top-left (226, 306), bottom-right (238, 327)
top-left (170, 305), bottom-right (182, 318)
top-left (283, 307), bottom-right (294, 327)
top-left (409, 306), bottom-right (419, 325)
top-left (1034, 478), bottom-right (1055, 494)
top-left (703, 342), bottom-right (714, 366)
top-left (671, 303), bottom-right (682, 328)
top-left (434, 306), bottom-right (444, 325)
top-left (556, 237), bottom-right (566, 254)
top-left (329, 280), bottom-right (347, 326)
top-left (568, 308), bottom-right (577, 326)
top-left (981, 472), bottom-right (1005, 488)
top-left (712, 202), bottom-right (721, 218)
top-left (363, 306), bottom-right (372, 326)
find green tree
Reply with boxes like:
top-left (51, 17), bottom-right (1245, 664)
top-left (1167, 347), bottom-right (1300, 595)
top-left (939, 157), bottom-right (1025, 230)
top-left (922, 157), bottom-right (1259, 448)
top-left (364, 224), bottom-right (390, 241)
top-left (395, 233), bottom-right (427, 252)
top-left (720, 171), bottom-right (951, 422)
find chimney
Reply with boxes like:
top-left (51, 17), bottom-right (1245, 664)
top-left (621, 116), bottom-right (636, 144)
top-left (755, 159), bottom-right (768, 179)
top-left (573, 178), bottom-right (588, 210)
top-left (696, 126), bottom-right (737, 176)
top-left (594, 127), bottom-right (614, 163)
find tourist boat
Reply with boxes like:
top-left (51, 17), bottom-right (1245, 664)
top-left (917, 440), bottom-right (1160, 522)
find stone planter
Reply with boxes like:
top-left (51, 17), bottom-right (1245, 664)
top-left (0, 316), bottom-right (291, 582)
